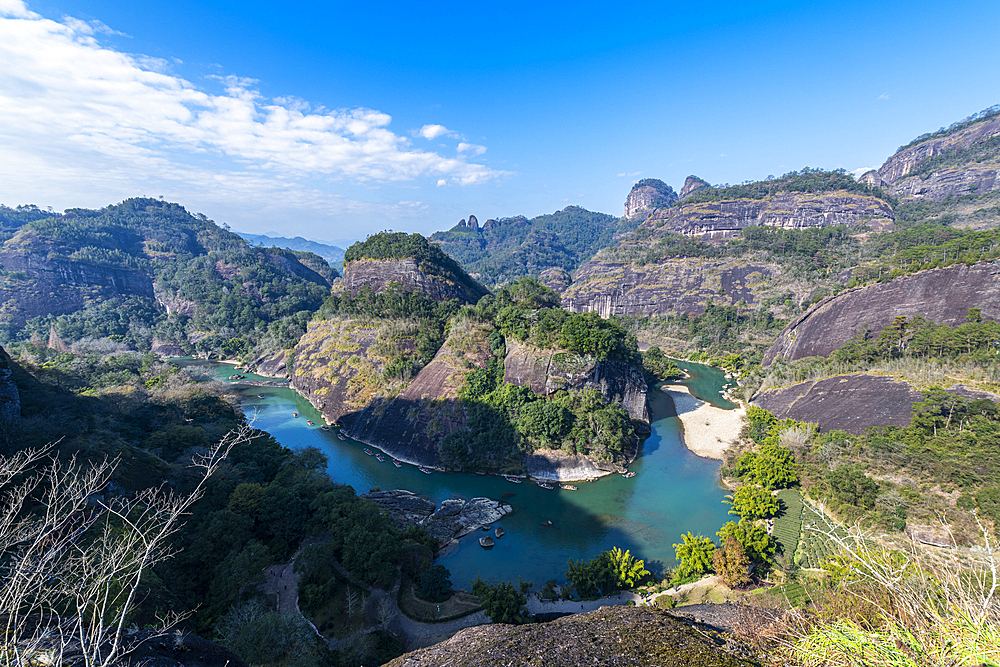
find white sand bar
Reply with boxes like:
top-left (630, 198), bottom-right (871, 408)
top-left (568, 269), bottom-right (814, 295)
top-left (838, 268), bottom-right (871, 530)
top-left (660, 385), bottom-right (745, 460)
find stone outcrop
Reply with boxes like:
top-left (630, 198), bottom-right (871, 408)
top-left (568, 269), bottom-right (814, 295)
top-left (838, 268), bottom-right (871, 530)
top-left (0, 251), bottom-right (154, 326)
top-left (645, 191), bottom-right (893, 240)
top-left (248, 348), bottom-right (290, 378)
top-left (679, 175), bottom-right (710, 200)
top-left (624, 179), bottom-right (678, 220)
top-left (384, 605), bottom-right (755, 667)
top-left (342, 257), bottom-right (488, 305)
top-left (878, 115), bottom-right (1000, 185)
top-left (525, 449), bottom-right (623, 481)
top-left (503, 341), bottom-right (649, 427)
top-left (560, 258), bottom-right (777, 317)
top-left (763, 261), bottom-right (1000, 365)
top-left (890, 164), bottom-right (999, 201)
top-left (363, 490), bottom-right (512, 546)
top-left (151, 340), bottom-right (188, 358)
top-left (754, 374), bottom-right (996, 434)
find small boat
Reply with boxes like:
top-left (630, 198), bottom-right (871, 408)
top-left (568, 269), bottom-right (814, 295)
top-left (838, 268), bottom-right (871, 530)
top-left (503, 475), bottom-right (522, 484)
top-left (495, 527), bottom-right (505, 539)
top-left (392, 459), bottom-right (402, 468)
top-left (306, 420), bottom-right (315, 426)
top-left (479, 536), bottom-right (494, 548)
top-left (542, 520), bottom-right (553, 526)
top-left (622, 472), bottom-right (636, 478)
top-left (375, 454), bottom-right (385, 462)
top-left (560, 484), bottom-right (578, 491)
top-left (364, 449), bottom-right (374, 456)
top-left (292, 412), bottom-right (298, 418)
top-left (321, 425), bottom-right (329, 431)
top-left (537, 481), bottom-right (554, 489)
top-left (337, 433), bottom-right (346, 441)
top-left (257, 394), bottom-right (264, 399)
top-left (419, 466), bottom-right (432, 474)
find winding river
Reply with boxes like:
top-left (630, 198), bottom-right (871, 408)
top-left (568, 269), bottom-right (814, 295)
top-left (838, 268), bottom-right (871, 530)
top-left (177, 359), bottom-right (736, 588)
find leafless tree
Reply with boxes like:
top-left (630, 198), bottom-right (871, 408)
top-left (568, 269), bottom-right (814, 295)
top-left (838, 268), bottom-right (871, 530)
top-left (0, 425), bottom-right (250, 667)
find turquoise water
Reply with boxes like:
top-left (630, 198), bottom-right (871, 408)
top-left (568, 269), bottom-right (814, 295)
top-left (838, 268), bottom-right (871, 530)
top-left (671, 359), bottom-right (739, 409)
top-left (176, 359), bottom-right (734, 588)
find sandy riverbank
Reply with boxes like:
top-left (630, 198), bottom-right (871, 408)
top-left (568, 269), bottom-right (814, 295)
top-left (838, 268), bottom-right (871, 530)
top-left (660, 385), bottom-right (744, 460)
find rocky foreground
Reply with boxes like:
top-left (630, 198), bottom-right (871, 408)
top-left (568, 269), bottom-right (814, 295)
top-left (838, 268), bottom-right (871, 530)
top-left (384, 605), bottom-right (756, 666)
top-left (363, 490), bottom-right (512, 546)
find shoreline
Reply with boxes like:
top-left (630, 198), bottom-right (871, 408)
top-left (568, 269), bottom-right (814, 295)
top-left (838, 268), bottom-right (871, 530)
top-left (660, 385), bottom-right (744, 460)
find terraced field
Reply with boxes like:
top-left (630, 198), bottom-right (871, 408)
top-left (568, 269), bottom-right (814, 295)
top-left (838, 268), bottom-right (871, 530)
top-left (772, 489), bottom-right (804, 560)
top-left (797, 503), bottom-right (848, 570)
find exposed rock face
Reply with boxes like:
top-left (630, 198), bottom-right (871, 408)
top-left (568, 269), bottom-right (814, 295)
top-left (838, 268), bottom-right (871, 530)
top-left (560, 259), bottom-right (777, 317)
top-left (878, 116), bottom-right (1000, 184)
top-left (0, 346), bottom-right (20, 429)
top-left (763, 261), bottom-right (1000, 365)
top-left (890, 164), bottom-right (999, 201)
top-left (537, 267), bottom-right (571, 295)
top-left (0, 251), bottom-right (154, 326)
top-left (525, 449), bottom-right (623, 481)
top-left (248, 348), bottom-right (290, 378)
top-left (363, 490), bottom-right (512, 545)
top-left (151, 341), bottom-right (188, 358)
top-left (624, 179), bottom-right (678, 219)
top-left (679, 175), bottom-right (710, 200)
top-left (754, 374), bottom-right (996, 434)
top-left (343, 257), bottom-right (488, 305)
top-left (503, 341), bottom-right (649, 427)
top-left (645, 191), bottom-right (893, 240)
top-left (384, 605), bottom-right (755, 667)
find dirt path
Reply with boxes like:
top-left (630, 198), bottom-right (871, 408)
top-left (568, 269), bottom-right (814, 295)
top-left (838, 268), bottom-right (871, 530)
top-left (526, 591), bottom-right (646, 614)
top-left (260, 562), bottom-right (300, 613)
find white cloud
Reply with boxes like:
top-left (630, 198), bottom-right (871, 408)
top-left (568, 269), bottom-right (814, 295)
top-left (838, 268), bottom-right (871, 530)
top-left (418, 124), bottom-right (452, 140)
top-left (616, 171), bottom-right (642, 177)
top-left (0, 5), bottom-right (504, 216)
top-left (457, 142), bottom-right (487, 156)
top-left (878, 93), bottom-right (889, 100)
top-left (436, 179), bottom-right (447, 187)
top-left (851, 166), bottom-right (879, 179)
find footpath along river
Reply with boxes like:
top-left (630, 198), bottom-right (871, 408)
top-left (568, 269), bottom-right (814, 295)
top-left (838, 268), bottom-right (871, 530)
top-left (176, 359), bottom-right (737, 588)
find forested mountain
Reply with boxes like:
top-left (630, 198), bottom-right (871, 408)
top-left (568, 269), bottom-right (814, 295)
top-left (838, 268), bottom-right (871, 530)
top-left (237, 231), bottom-right (346, 265)
top-left (0, 198), bottom-right (336, 360)
top-left (428, 206), bottom-right (626, 287)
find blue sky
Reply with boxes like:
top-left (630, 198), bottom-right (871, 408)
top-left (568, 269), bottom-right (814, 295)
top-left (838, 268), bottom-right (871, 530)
top-left (1, 0), bottom-right (999, 243)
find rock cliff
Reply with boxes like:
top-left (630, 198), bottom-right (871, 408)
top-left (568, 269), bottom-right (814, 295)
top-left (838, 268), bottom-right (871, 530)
top-left (878, 115), bottom-right (1000, 185)
top-left (755, 374), bottom-right (997, 434)
top-left (624, 179), bottom-right (678, 220)
top-left (644, 191), bottom-right (893, 240)
top-left (384, 605), bottom-right (754, 667)
top-left (503, 340), bottom-right (649, 427)
top-left (679, 175), bottom-right (711, 200)
top-left (559, 258), bottom-right (777, 317)
top-left (763, 261), bottom-right (1000, 365)
top-left (0, 251), bottom-right (154, 325)
top-left (342, 257), bottom-right (488, 305)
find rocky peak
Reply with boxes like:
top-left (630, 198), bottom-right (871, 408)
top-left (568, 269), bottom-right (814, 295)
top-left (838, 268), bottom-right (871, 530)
top-left (679, 175), bottom-right (710, 200)
top-left (858, 170), bottom-right (885, 188)
top-left (456, 215), bottom-right (480, 231)
top-left (624, 178), bottom-right (678, 219)
top-left (878, 113), bottom-right (1000, 185)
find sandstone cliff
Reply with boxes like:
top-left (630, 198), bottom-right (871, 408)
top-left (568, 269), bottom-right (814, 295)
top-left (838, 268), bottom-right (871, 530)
top-left (0, 251), bottom-right (154, 325)
top-left (560, 258), bottom-right (777, 317)
top-left (644, 191), bottom-right (893, 240)
top-left (878, 114), bottom-right (1000, 186)
top-left (503, 340), bottom-right (649, 427)
top-left (624, 178), bottom-right (678, 220)
top-left (342, 257), bottom-right (488, 304)
top-left (384, 605), bottom-right (754, 667)
top-left (679, 175), bottom-right (711, 200)
top-left (755, 373), bottom-right (997, 434)
top-left (763, 261), bottom-right (1000, 365)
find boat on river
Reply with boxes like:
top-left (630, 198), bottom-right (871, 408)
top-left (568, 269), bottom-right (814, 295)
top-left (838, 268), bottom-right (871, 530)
top-left (537, 481), bottom-right (554, 489)
top-left (306, 420), bottom-right (315, 426)
top-left (419, 466), bottom-right (432, 474)
top-left (392, 459), bottom-right (402, 467)
top-left (375, 454), bottom-right (385, 462)
top-left (560, 484), bottom-right (578, 490)
top-left (257, 394), bottom-right (264, 398)
top-left (622, 471), bottom-right (636, 478)
top-left (338, 433), bottom-right (346, 440)
top-left (364, 448), bottom-right (374, 456)
top-left (292, 412), bottom-right (298, 418)
top-left (321, 425), bottom-right (329, 431)
top-left (503, 475), bottom-right (522, 483)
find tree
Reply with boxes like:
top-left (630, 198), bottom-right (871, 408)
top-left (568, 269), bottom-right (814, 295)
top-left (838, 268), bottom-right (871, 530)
top-left (0, 426), bottom-right (248, 667)
top-left (713, 537), bottom-right (751, 588)
top-left (717, 519), bottom-right (776, 564)
top-left (608, 546), bottom-right (650, 588)
top-left (751, 444), bottom-right (799, 490)
top-left (419, 564), bottom-right (452, 603)
top-left (673, 532), bottom-right (716, 580)
top-left (470, 578), bottom-right (529, 624)
top-left (826, 464), bottom-right (879, 509)
top-left (725, 485), bottom-right (780, 520)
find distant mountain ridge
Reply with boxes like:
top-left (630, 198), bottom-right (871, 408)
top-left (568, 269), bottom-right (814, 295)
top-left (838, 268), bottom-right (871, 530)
top-left (237, 231), bottom-right (346, 263)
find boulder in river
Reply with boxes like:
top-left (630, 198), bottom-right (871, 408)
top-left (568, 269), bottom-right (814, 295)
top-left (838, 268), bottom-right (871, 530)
top-left (362, 489), bottom-right (513, 547)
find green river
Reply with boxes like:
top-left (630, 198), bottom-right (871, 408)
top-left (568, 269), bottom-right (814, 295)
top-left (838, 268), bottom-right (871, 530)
top-left (178, 359), bottom-right (737, 588)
